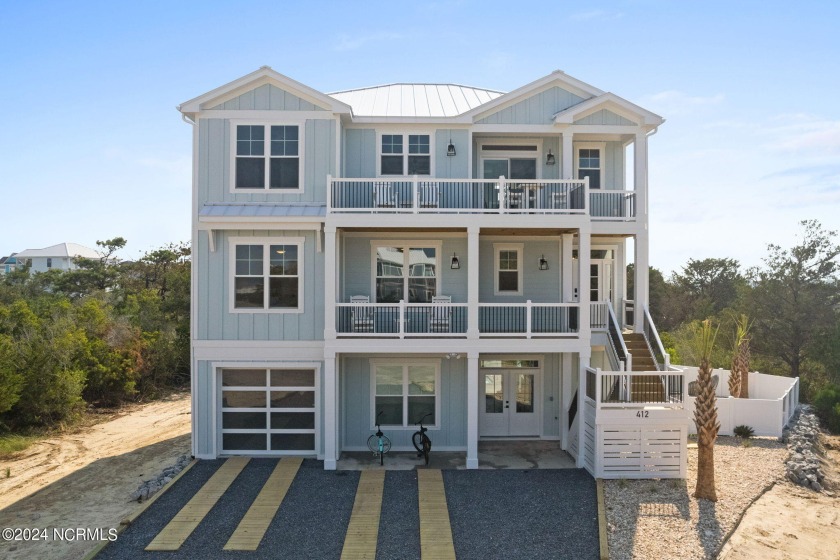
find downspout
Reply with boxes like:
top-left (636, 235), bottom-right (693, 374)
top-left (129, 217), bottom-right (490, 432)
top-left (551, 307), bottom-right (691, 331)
top-left (180, 109), bottom-right (198, 458)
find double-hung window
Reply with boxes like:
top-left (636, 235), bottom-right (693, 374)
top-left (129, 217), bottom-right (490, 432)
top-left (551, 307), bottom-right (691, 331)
top-left (373, 243), bottom-right (438, 303)
top-left (231, 238), bottom-right (303, 312)
top-left (494, 243), bottom-right (523, 295)
top-left (235, 124), bottom-right (301, 190)
top-left (576, 143), bottom-right (604, 190)
top-left (380, 134), bottom-right (431, 176)
top-left (373, 362), bottom-right (438, 428)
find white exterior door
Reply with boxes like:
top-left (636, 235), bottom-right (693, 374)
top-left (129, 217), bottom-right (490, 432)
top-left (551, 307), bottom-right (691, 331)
top-left (480, 369), bottom-right (540, 437)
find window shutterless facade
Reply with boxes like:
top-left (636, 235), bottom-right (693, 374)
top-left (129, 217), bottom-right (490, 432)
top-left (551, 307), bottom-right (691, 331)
top-left (229, 237), bottom-right (304, 313)
top-left (494, 243), bottom-right (524, 295)
top-left (372, 361), bottom-right (439, 428)
top-left (371, 242), bottom-right (440, 303)
top-left (233, 123), bottom-right (303, 191)
top-left (378, 133), bottom-right (431, 176)
top-left (575, 142), bottom-right (605, 190)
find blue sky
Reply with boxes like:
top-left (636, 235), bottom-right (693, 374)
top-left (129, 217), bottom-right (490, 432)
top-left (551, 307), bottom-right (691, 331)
top-left (1, 1), bottom-right (838, 274)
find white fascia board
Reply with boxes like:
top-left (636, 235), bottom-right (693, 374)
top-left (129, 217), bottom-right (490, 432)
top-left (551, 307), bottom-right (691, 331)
top-left (178, 66), bottom-right (353, 115)
top-left (554, 93), bottom-right (664, 126)
top-left (325, 338), bottom-right (593, 355)
top-left (463, 70), bottom-right (604, 122)
top-left (346, 116), bottom-right (474, 125)
top-left (326, 213), bottom-right (591, 230)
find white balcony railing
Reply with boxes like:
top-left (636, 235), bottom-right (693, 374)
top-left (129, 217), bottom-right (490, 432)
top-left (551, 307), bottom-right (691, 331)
top-left (335, 300), bottom-right (581, 338)
top-left (586, 367), bottom-right (686, 410)
top-left (590, 190), bottom-right (637, 220)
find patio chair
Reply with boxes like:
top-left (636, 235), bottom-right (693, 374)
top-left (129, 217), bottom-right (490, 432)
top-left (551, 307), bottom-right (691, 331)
top-left (350, 295), bottom-right (375, 333)
top-left (418, 183), bottom-right (439, 208)
top-left (428, 295), bottom-right (452, 333)
top-left (373, 183), bottom-right (396, 208)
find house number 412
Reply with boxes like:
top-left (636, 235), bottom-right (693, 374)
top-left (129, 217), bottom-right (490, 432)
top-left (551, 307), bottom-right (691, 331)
top-left (636, 411), bottom-right (649, 418)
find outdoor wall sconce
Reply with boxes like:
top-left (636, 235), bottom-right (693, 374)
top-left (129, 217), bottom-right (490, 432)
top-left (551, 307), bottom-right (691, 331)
top-left (539, 255), bottom-right (549, 270)
top-left (545, 149), bottom-right (556, 165)
top-left (445, 352), bottom-right (461, 360)
top-left (446, 139), bottom-right (456, 157)
top-left (450, 253), bottom-right (460, 269)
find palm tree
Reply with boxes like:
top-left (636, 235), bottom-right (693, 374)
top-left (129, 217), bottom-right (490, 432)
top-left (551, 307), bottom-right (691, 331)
top-left (693, 319), bottom-right (720, 501)
top-left (728, 315), bottom-right (750, 398)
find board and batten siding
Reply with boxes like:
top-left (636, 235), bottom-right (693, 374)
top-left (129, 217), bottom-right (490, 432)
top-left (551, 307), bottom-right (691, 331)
top-left (541, 353), bottom-right (562, 438)
top-left (195, 229), bottom-right (324, 341)
top-left (343, 129), bottom-right (376, 178)
top-left (476, 86), bottom-right (586, 125)
top-left (573, 109), bottom-right (637, 126)
top-left (434, 129), bottom-right (468, 178)
top-left (194, 361), bottom-right (215, 457)
top-left (340, 236), bottom-right (468, 303)
top-left (198, 117), bottom-right (336, 205)
top-left (340, 356), bottom-right (467, 450)
top-left (478, 239), bottom-right (561, 303)
top-left (207, 84), bottom-right (326, 111)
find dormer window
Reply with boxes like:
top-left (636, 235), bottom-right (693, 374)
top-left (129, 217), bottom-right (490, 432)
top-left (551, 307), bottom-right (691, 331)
top-left (380, 133), bottom-right (431, 176)
top-left (234, 124), bottom-right (301, 191)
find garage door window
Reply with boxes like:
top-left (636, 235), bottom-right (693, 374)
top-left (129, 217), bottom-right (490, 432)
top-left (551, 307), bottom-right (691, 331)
top-left (220, 368), bottom-right (316, 453)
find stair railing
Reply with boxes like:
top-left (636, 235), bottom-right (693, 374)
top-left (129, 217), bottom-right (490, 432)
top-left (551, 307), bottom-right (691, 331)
top-left (642, 305), bottom-right (670, 371)
top-left (606, 301), bottom-right (631, 371)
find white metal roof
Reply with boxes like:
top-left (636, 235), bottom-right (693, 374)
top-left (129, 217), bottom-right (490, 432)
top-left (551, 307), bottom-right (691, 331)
top-left (15, 242), bottom-right (100, 259)
top-left (329, 84), bottom-right (504, 118)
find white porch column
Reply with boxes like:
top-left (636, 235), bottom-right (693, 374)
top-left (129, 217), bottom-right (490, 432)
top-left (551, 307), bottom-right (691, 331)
top-left (634, 229), bottom-right (649, 332)
top-left (577, 349), bottom-right (591, 469)
top-left (634, 131), bottom-right (648, 221)
top-left (466, 351), bottom-right (479, 469)
top-left (560, 353), bottom-right (571, 450)
top-left (467, 227), bottom-right (480, 339)
top-left (561, 233), bottom-right (574, 303)
top-left (324, 226), bottom-right (337, 340)
top-left (323, 352), bottom-right (338, 470)
top-left (561, 130), bottom-right (574, 180)
top-left (578, 226), bottom-right (591, 337)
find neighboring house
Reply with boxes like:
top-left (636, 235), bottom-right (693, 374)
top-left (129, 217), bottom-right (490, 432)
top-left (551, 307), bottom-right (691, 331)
top-left (13, 242), bottom-right (101, 273)
top-left (179, 67), bottom-right (687, 478)
top-left (0, 254), bottom-right (18, 275)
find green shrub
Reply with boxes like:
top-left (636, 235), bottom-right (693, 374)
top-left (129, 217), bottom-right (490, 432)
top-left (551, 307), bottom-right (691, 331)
top-left (812, 385), bottom-right (840, 433)
top-left (733, 425), bottom-right (755, 438)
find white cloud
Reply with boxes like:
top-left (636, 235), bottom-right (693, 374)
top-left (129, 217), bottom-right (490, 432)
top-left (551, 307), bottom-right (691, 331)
top-left (334, 32), bottom-right (405, 52)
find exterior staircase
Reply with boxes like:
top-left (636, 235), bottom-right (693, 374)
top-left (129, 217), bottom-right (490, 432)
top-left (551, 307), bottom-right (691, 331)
top-left (622, 332), bottom-right (665, 401)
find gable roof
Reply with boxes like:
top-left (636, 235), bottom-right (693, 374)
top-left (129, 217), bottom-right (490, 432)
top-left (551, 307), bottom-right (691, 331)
top-left (15, 242), bottom-right (100, 260)
top-left (178, 66), bottom-right (353, 116)
top-left (328, 84), bottom-right (504, 118)
top-left (553, 92), bottom-right (664, 126)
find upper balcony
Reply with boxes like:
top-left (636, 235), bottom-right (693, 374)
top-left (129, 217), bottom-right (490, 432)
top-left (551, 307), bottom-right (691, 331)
top-left (327, 176), bottom-right (636, 221)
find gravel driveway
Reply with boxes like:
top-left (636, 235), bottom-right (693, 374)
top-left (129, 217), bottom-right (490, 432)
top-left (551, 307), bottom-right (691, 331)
top-left (97, 459), bottom-right (598, 560)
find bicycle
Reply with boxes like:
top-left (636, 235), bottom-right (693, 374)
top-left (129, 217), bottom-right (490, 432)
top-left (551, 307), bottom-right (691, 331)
top-left (366, 411), bottom-right (391, 466)
top-left (412, 413), bottom-right (433, 466)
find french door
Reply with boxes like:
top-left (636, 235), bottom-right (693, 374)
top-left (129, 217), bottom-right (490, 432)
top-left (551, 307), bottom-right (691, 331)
top-left (479, 369), bottom-right (540, 437)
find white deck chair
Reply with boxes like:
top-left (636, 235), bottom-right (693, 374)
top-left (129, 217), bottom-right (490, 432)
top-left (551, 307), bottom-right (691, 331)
top-left (350, 295), bottom-right (374, 333)
top-left (373, 183), bottom-right (396, 208)
top-left (419, 183), bottom-right (439, 208)
top-left (428, 295), bottom-right (451, 333)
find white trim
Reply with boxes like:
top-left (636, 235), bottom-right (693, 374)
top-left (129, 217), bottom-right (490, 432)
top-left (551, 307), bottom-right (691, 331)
top-left (197, 110), bottom-right (334, 121)
top-left (375, 131), bottom-right (435, 178)
top-left (228, 236), bottom-right (305, 314)
top-left (574, 142), bottom-right (606, 190)
top-left (228, 120), bottom-right (305, 194)
top-left (477, 139), bottom-right (543, 180)
top-left (553, 92), bottom-right (663, 126)
top-left (370, 359), bottom-right (441, 429)
top-left (493, 243), bottom-right (524, 296)
top-left (369, 241), bottom-right (443, 303)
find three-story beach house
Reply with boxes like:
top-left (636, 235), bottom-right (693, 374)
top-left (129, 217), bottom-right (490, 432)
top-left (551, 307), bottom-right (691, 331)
top-left (179, 67), bottom-right (687, 478)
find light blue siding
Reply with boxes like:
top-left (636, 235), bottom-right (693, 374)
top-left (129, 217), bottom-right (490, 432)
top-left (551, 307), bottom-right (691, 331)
top-left (198, 118), bottom-right (336, 205)
top-left (476, 87), bottom-right (586, 125)
top-left (340, 236), bottom-right (468, 303)
top-left (574, 109), bottom-right (636, 126)
top-left (542, 136), bottom-right (560, 180)
top-left (340, 356), bottom-right (467, 450)
top-left (208, 84), bottom-right (326, 111)
top-left (604, 141), bottom-right (624, 190)
top-left (434, 129), bottom-right (468, 178)
top-left (471, 136), bottom-right (558, 180)
top-left (343, 129), bottom-right (376, 178)
top-left (541, 353), bottom-right (561, 437)
top-left (479, 239), bottom-right (561, 303)
top-left (195, 229), bottom-right (324, 341)
top-left (195, 361), bottom-right (215, 457)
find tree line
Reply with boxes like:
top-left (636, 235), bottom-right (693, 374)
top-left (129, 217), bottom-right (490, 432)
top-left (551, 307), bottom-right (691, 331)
top-left (634, 220), bottom-right (840, 431)
top-left (0, 238), bottom-right (190, 432)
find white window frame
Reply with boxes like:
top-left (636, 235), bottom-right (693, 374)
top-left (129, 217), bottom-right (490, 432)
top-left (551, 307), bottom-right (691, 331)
top-left (228, 236), bottom-right (304, 314)
top-left (574, 142), bottom-right (606, 190)
top-left (376, 131), bottom-right (434, 177)
top-left (478, 140), bottom-right (543, 180)
top-left (215, 363), bottom-right (320, 457)
top-left (370, 359), bottom-right (441, 430)
top-left (370, 241), bottom-right (442, 303)
top-left (494, 243), bottom-right (524, 296)
top-left (229, 120), bottom-right (306, 193)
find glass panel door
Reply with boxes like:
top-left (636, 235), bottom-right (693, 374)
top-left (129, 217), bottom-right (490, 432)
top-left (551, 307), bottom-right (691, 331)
top-left (483, 159), bottom-right (509, 179)
top-left (510, 159), bottom-right (536, 179)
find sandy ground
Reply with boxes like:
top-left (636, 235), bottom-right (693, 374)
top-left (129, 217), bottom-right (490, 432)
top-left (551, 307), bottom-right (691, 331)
top-left (719, 435), bottom-right (840, 560)
top-left (0, 392), bottom-right (191, 560)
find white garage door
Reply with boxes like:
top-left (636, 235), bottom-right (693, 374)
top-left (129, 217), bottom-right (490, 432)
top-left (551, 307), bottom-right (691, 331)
top-left (220, 368), bottom-right (316, 454)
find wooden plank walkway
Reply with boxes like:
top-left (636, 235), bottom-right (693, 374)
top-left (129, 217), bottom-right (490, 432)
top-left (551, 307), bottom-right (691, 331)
top-left (340, 470), bottom-right (385, 560)
top-left (224, 457), bottom-right (303, 551)
top-left (417, 469), bottom-right (456, 560)
top-left (145, 457), bottom-right (249, 551)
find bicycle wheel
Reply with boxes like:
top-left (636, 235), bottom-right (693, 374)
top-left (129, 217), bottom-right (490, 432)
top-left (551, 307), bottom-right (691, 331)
top-left (422, 435), bottom-right (431, 466)
top-left (379, 436), bottom-right (391, 465)
top-left (412, 431), bottom-right (424, 453)
top-left (380, 435), bottom-right (392, 454)
top-left (367, 434), bottom-right (379, 454)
